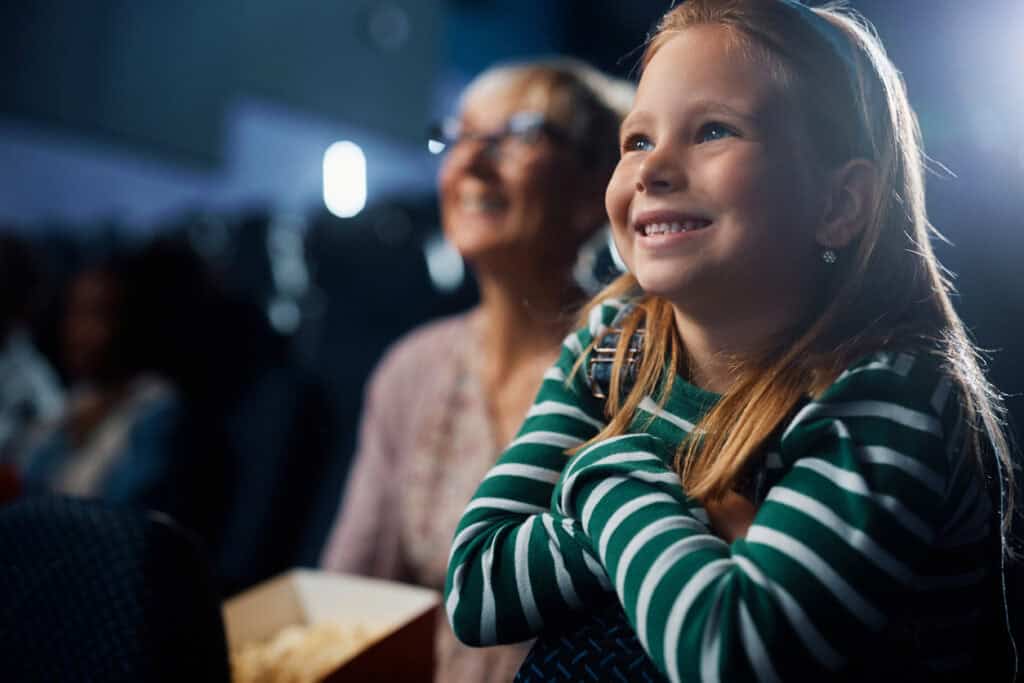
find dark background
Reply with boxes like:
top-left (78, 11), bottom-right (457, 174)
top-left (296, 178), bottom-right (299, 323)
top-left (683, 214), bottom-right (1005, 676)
top-left (2, 0), bottom-right (1021, 590)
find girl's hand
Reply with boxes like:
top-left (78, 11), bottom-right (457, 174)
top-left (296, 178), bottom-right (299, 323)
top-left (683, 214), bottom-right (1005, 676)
top-left (704, 491), bottom-right (757, 543)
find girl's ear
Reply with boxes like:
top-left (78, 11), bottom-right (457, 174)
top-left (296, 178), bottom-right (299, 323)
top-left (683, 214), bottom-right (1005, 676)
top-left (816, 159), bottom-right (879, 249)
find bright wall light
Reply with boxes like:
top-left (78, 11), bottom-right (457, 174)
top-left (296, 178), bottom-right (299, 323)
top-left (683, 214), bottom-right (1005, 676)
top-left (323, 141), bottom-right (367, 218)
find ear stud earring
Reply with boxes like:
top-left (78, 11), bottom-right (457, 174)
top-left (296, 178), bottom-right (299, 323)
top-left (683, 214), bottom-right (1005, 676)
top-left (822, 249), bottom-right (838, 264)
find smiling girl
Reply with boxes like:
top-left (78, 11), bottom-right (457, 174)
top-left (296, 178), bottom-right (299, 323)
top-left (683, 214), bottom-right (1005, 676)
top-left (444, 1), bottom-right (1017, 681)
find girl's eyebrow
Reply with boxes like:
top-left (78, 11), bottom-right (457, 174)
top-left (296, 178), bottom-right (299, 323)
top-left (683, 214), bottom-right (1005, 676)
top-left (619, 110), bottom-right (653, 138)
top-left (619, 100), bottom-right (766, 139)
top-left (686, 99), bottom-right (760, 124)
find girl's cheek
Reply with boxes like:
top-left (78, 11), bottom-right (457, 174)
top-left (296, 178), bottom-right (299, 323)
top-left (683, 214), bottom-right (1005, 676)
top-left (605, 168), bottom-right (632, 229)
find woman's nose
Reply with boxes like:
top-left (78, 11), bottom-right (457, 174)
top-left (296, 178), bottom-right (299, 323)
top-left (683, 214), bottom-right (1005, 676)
top-left (450, 137), bottom-right (501, 177)
top-left (441, 143), bottom-right (494, 185)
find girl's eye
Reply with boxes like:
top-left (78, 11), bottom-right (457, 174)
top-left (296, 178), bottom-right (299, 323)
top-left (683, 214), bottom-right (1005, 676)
top-left (696, 122), bottom-right (736, 143)
top-left (622, 134), bottom-right (654, 153)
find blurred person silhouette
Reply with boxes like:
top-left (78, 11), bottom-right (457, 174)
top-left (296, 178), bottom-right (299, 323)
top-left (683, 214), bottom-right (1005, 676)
top-left (19, 251), bottom-right (184, 507)
top-left (320, 58), bottom-right (633, 682)
top-left (0, 234), bottom-right (64, 501)
top-left (166, 214), bottom-right (339, 594)
top-left (96, 236), bottom-right (235, 575)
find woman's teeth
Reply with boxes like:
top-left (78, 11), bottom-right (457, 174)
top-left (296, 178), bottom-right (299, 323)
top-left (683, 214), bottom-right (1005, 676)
top-left (640, 220), bottom-right (709, 236)
top-left (461, 196), bottom-right (506, 212)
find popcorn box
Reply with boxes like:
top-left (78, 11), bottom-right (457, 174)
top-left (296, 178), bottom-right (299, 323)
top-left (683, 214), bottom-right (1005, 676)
top-left (222, 569), bottom-right (440, 682)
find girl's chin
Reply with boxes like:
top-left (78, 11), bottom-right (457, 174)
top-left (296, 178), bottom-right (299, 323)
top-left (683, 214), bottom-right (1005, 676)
top-left (632, 271), bottom-right (698, 301)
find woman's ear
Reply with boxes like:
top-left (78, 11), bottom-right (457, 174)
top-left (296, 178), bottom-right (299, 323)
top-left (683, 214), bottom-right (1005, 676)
top-left (816, 159), bottom-right (879, 249)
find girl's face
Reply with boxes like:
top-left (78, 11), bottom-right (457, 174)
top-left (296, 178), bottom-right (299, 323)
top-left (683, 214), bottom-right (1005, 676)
top-left (606, 25), bottom-right (828, 328)
top-left (438, 84), bottom-right (596, 274)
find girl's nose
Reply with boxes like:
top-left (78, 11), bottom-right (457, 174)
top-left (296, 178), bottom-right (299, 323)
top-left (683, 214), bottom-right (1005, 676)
top-left (635, 147), bottom-right (684, 194)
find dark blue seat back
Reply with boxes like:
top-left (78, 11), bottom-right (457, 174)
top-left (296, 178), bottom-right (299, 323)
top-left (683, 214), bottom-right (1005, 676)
top-left (0, 495), bottom-right (230, 682)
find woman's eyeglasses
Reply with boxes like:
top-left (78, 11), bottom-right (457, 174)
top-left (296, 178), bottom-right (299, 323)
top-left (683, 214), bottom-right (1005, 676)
top-left (426, 111), bottom-right (569, 159)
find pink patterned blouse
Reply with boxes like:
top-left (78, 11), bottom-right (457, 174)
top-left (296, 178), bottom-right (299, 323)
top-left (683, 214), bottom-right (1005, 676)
top-left (321, 311), bottom-right (532, 682)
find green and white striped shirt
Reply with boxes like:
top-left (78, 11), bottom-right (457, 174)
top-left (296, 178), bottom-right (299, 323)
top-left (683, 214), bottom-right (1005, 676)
top-left (445, 299), bottom-right (995, 682)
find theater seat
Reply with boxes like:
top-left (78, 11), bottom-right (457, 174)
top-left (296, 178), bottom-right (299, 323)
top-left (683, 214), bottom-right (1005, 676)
top-left (0, 495), bottom-right (230, 682)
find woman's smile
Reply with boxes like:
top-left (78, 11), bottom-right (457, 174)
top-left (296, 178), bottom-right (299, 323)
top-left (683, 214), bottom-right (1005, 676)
top-left (456, 191), bottom-right (509, 216)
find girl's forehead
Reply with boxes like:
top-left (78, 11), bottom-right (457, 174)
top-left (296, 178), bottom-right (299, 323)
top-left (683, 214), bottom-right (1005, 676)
top-left (636, 26), bottom-right (788, 116)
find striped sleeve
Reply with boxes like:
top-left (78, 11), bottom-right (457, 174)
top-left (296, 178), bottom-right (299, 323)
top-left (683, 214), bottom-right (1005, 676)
top-left (556, 352), bottom-right (974, 682)
top-left (444, 299), bottom-right (625, 645)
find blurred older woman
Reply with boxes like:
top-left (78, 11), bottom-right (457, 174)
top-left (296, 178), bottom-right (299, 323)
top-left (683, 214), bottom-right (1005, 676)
top-left (320, 59), bottom-right (632, 682)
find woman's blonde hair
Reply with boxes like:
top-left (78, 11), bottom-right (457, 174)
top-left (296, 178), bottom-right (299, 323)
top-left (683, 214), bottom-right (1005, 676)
top-left (575, 0), bottom-right (1015, 529)
top-left (461, 58), bottom-right (634, 190)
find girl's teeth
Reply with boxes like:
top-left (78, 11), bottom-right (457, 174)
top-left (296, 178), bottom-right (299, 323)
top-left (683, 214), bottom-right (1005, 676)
top-left (645, 222), bottom-right (683, 235)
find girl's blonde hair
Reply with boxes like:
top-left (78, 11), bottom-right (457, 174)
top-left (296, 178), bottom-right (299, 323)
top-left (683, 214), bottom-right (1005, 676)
top-left (576, 0), bottom-right (1015, 529)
